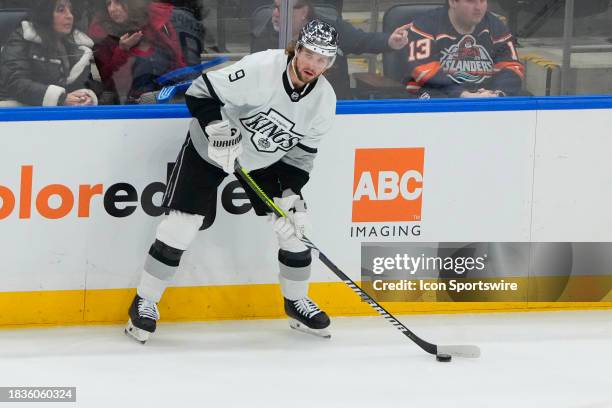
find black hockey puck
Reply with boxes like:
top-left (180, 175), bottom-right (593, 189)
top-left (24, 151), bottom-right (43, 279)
top-left (436, 353), bottom-right (452, 362)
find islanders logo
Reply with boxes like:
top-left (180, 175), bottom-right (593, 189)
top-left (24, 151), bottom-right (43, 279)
top-left (440, 35), bottom-right (494, 84)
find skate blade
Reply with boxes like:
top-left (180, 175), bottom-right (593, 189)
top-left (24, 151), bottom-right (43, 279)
top-left (288, 318), bottom-right (331, 339)
top-left (125, 319), bottom-right (151, 344)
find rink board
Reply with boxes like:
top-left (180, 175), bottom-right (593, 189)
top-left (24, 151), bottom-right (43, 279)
top-left (1, 98), bottom-right (612, 325)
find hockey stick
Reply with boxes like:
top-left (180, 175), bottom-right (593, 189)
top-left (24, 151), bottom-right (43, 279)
top-left (156, 80), bottom-right (193, 103)
top-left (233, 161), bottom-right (480, 359)
top-left (155, 56), bottom-right (230, 86)
top-left (156, 57), bottom-right (230, 103)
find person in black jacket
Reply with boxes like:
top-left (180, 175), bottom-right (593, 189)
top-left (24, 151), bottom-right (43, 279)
top-left (251, 0), bottom-right (410, 99)
top-left (0, 0), bottom-right (97, 106)
top-left (0, 0), bottom-right (35, 8)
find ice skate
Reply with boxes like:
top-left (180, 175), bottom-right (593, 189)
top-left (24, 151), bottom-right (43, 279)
top-left (284, 297), bottom-right (331, 338)
top-left (125, 294), bottom-right (160, 344)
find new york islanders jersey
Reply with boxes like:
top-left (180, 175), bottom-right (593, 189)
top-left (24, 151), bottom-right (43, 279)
top-left (404, 7), bottom-right (525, 98)
top-left (185, 49), bottom-right (336, 174)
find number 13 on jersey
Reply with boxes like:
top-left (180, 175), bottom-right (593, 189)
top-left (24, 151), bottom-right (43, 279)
top-left (408, 39), bottom-right (432, 61)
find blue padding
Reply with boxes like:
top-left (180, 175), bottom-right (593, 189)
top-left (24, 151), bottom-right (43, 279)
top-left (0, 104), bottom-right (191, 122)
top-left (1, 95), bottom-right (612, 122)
top-left (336, 97), bottom-right (538, 114)
top-left (535, 95), bottom-right (612, 111)
top-left (336, 95), bottom-right (612, 114)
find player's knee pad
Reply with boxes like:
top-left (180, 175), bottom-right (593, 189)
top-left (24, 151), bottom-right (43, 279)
top-left (155, 210), bottom-right (204, 251)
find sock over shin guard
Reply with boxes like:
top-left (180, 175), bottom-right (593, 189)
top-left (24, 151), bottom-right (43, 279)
top-left (278, 248), bottom-right (312, 300)
top-left (137, 210), bottom-right (203, 302)
top-left (138, 240), bottom-right (185, 302)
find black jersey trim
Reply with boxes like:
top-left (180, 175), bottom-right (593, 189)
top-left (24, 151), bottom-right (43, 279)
top-left (282, 65), bottom-right (318, 102)
top-left (202, 73), bottom-right (224, 106)
top-left (296, 143), bottom-right (318, 154)
top-left (185, 94), bottom-right (222, 125)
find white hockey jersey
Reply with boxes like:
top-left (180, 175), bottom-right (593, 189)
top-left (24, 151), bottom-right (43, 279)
top-left (185, 49), bottom-right (337, 173)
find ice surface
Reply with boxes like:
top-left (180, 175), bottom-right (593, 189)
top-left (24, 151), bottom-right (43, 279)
top-left (0, 310), bottom-right (611, 407)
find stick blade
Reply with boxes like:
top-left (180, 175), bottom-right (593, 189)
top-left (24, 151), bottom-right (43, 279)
top-left (437, 345), bottom-right (481, 358)
top-left (156, 86), bottom-right (177, 103)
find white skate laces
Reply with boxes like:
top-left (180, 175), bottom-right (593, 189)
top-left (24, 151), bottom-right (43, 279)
top-left (138, 298), bottom-right (160, 321)
top-left (293, 298), bottom-right (321, 319)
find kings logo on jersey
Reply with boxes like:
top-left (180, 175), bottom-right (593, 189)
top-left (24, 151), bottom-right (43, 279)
top-left (240, 109), bottom-right (304, 153)
top-left (440, 35), bottom-right (494, 84)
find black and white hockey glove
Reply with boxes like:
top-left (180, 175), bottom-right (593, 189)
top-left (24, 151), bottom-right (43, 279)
top-left (205, 120), bottom-right (242, 174)
top-left (270, 193), bottom-right (311, 242)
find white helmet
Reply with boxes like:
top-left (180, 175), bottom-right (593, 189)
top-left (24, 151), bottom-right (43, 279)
top-left (297, 19), bottom-right (339, 66)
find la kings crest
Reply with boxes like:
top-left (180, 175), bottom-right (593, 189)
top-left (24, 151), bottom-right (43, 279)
top-left (240, 109), bottom-right (305, 153)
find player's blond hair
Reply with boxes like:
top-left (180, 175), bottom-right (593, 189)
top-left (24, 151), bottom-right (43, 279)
top-left (285, 41), bottom-right (298, 59)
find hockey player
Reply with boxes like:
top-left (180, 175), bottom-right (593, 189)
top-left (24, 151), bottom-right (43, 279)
top-left (404, 0), bottom-right (525, 98)
top-left (125, 19), bottom-right (338, 343)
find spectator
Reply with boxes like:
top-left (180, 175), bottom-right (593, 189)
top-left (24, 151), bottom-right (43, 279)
top-left (0, 0), bottom-right (36, 8)
top-left (88, 0), bottom-right (203, 104)
top-left (404, 0), bottom-right (525, 98)
top-left (157, 0), bottom-right (207, 59)
top-left (0, 0), bottom-right (98, 107)
top-left (251, 0), bottom-right (410, 99)
top-left (158, 0), bottom-right (203, 20)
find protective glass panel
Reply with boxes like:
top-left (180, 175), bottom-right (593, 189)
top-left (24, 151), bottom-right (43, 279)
top-left (1, 0), bottom-right (610, 106)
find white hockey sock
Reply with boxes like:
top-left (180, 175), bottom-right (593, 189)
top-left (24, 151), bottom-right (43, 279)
top-left (279, 274), bottom-right (309, 301)
top-left (137, 270), bottom-right (169, 303)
